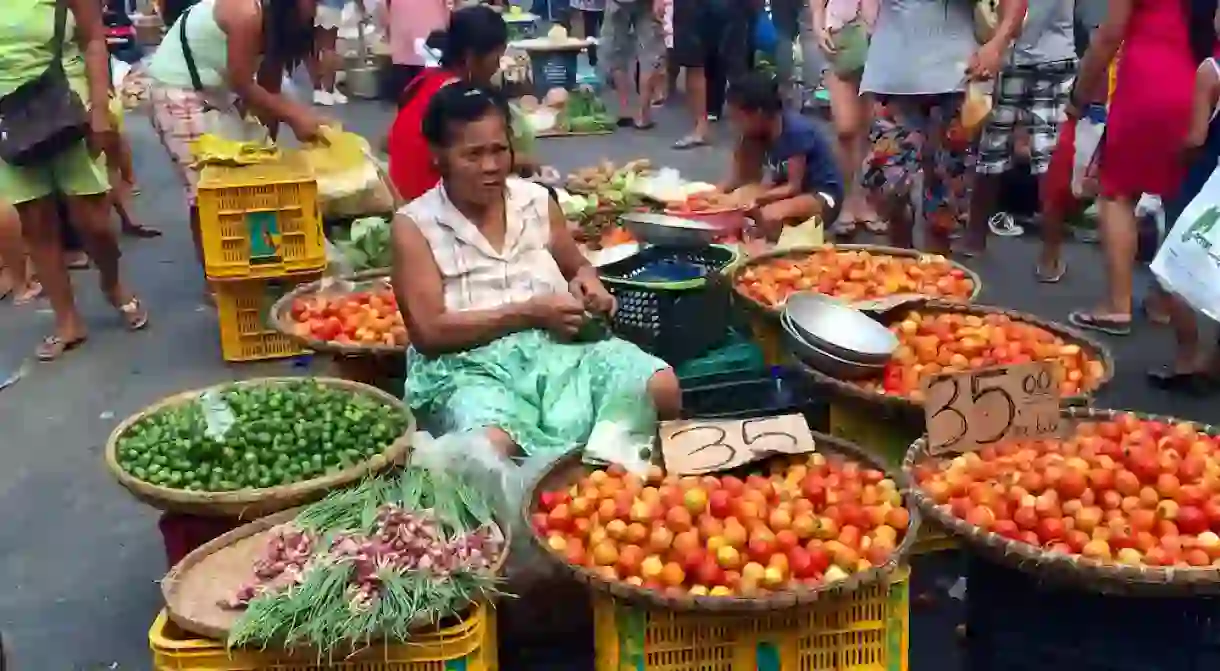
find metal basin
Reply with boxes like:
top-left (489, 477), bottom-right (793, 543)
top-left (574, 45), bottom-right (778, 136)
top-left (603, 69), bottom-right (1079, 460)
top-left (620, 212), bottom-right (719, 248)
top-left (781, 313), bottom-right (886, 380)
top-left (783, 292), bottom-right (897, 364)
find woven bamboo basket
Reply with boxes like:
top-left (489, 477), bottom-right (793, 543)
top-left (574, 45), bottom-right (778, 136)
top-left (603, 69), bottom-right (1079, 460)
top-left (161, 507), bottom-right (510, 641)
top-left (104, 377), bottom-right (414, 518)
top-left (521, 432), bottom-right (921, 613)
top-left (904, 407), bottom-right (1220, 596)
top-left (268, 269), bottom-right (407, 357)
top-left (729, 244), bottom-right (983, 319)
top-left (793, 301), bottom-right (1115, 418)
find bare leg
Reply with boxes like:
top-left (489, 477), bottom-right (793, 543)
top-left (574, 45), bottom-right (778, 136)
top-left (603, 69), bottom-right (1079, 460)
top-left (964, 173), bottom-right (1000, 254)
top-left (0, 200), bottom-right (31, 297)
top-left (682, 66), bottom-right (710, 141)
top-left (1097, 195), bottom-right (1137, 317)
top-left (18, 197), bottom-right (87, 359)
top-left (824, 73), bottom-right (873, 231)
top-left (1068, 195), bottom-right (1136, 335)
top-left (64, 192), bottom-right (146, 330)
top-left (1037, 172), bottom-right (1068, 280)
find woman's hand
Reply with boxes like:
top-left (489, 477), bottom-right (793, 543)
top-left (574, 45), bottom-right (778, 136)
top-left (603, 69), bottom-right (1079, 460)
top-left (287, 109), bottom-right (329, 144)
top-left (967, 42), bottom-right (1004, 80)
top-left (570, 272), bottom-right (617, 316)
top-left (86, 107), bottom-right (117, 158)
top-left (816, 24), bottom-right (836, 55)
top-left (528, 292), bottom-right (588, 337)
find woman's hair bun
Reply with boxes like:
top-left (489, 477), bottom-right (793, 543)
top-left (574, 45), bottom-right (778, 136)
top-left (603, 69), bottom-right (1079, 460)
top-left (425, 30), bottom-right (449, 51)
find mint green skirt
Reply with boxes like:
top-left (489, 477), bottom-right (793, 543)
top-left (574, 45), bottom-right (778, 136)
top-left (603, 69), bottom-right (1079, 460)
top-left (406, 330), bottom-right (668, 457)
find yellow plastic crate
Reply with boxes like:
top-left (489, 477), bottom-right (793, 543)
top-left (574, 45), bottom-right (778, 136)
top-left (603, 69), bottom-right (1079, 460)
top-left (149, 601), bottom-right (497, 671)
top-left (213, 271), bottom-right (321, 362)
top-left (828, 403), bottom-right (956, 555)
top-left (593, 568), bottom-right (908, 671)
top-left (198, 153), bottom-right (326, 280)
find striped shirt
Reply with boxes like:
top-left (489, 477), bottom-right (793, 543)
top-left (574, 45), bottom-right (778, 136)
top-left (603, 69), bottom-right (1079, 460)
top-left (401, 178), bottom-right (568, 313)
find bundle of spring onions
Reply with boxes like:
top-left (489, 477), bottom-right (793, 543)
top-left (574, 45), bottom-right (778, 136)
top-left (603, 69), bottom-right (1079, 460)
top-left (225, 465), bottom-right (504, 656)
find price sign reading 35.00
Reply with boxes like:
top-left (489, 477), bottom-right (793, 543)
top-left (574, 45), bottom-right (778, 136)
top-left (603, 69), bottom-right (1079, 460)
top-left (922, 360), bottom-right (1064, 456)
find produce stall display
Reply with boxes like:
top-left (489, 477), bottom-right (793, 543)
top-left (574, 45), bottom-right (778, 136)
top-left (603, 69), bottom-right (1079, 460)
top-left (907, 408), bottom-right (1220, 595)
top-left (105, 378), bottom-right (413, 518)
top-left (520, 87), bottom-right (616, 136)
top-left (862, 306), bottom-right (1109, 401)
top-left (562, 159), bottom-right (652, 248)
top-left (734, 245), bottom-right (980, 309)
top-left (275, 273), bottom-right (406, 350)
top-left (161, 465), bottom-right (505, 657)
top-left (526, 434), bottom-right (919, 611)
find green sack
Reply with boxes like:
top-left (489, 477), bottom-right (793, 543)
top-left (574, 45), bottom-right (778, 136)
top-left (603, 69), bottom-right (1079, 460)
top-left (829, 20), bottom-right (869, 78)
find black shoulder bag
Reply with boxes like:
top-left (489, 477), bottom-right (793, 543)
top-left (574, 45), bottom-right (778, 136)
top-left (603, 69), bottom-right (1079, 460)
top-left (178, 5), bottom-right (207, 93)
top-left (0, 0), bottom-right (90, 166)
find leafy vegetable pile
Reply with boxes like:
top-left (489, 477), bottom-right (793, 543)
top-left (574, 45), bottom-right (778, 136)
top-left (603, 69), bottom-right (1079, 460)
top-left (330, 217), bottom-right (392, 272)
top-left (226, 467), bottom-right (503, 655)
top-left (555, 87), bottom-right (614, 134)
top-left (115, 380), bottom-right (409, 492)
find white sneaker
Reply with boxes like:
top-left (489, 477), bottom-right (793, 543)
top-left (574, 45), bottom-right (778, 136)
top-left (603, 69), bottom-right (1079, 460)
top-left (313, 90), bottom-right (334, 106)
top-left (330, 89), bottom-right (349, 104)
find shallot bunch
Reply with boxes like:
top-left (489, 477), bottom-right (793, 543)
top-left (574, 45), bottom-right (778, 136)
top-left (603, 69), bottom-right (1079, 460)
top-left (223, 525), bottom-right (315, 608)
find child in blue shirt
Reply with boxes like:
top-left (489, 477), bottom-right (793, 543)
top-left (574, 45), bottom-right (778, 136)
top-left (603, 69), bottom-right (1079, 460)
top-left (721, 73), bottom-right (843, 241)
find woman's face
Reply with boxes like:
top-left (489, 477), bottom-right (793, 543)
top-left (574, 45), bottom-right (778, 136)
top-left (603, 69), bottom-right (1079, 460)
top-left (437, 111), bottom-right (513, 205)
top-left (467, 46), bottom-right (507, 84)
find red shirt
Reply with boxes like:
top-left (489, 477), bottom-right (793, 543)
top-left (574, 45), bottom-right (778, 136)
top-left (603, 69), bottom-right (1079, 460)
top-left (387, 69), bottom-right (460, 202)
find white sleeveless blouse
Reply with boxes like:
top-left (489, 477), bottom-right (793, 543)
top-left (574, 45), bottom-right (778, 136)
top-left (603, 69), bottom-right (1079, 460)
top-left (400, 178), bottom-right (569, 313)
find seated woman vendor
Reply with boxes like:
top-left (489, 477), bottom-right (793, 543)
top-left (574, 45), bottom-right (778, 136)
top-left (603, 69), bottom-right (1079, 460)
top-left (721, 74), bottom-right (844, 241)
top-left (392, 83), bottom-right (683, 458)
top-left (387, 6), bottom-right (544, 202)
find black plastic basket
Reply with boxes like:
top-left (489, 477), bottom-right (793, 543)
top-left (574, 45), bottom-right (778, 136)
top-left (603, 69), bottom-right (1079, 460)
top-left (966, 556), bottom-right (1220, 671)
top-left (680, 366), bottom-right (829, 430)
top-left (598, 245), bottom-right (738, 365)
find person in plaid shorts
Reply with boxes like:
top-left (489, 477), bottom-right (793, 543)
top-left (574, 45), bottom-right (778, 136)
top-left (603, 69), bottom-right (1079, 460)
top-left (963, 0), bottom-right (1077, 256)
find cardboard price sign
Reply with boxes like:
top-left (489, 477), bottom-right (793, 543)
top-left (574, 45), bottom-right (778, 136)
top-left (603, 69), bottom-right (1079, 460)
top-left (922, 360), bottom-right (1063, 455)
top-left (660, 413), bottom-right (816, 475)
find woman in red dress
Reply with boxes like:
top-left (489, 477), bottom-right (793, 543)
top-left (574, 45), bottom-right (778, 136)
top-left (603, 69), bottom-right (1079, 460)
top-left (387, 6), bottom-right (508, 202)
top-left (1066, 0), bottom-right (1217, 336)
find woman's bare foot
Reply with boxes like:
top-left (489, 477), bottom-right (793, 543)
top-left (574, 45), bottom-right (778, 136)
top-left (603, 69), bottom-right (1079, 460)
top-left (12, 282), bottom-right (42, 305)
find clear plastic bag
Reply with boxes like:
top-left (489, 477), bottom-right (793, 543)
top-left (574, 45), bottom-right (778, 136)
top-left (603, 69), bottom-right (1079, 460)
top-left (1072, 117), bottom-right (1105, 198)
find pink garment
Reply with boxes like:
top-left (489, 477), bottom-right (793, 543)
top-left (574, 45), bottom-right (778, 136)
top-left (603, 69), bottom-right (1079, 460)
top-left (824, 0), bottom-right (878, 32)
top-left (1098, 0), bottom-right (1195, 198)
top-left (387, 0), bottom-right (450, 66)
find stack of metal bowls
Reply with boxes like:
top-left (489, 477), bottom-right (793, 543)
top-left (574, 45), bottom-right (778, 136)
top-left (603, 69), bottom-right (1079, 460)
top-left (781, 292), bottom-right (898, 379)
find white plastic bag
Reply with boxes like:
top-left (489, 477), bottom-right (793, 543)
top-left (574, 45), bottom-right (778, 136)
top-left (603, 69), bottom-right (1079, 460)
top-left (1150, 166), bottom-right (1220, 322)
top-left (1072, 118), bottom-right (1104, 198)
top-left (1137, 194), bottom-right (1167, 239)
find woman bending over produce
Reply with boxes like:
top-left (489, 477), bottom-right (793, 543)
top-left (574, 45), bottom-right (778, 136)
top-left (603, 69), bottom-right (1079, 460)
top-left (391, 83), bottom-right (682, 458)
top-left (145, 0), bottom-right (327, 278)
top-left (721, 74), bottom-right (844, 242)
top-left (387, 6), bottom-right (543, 203)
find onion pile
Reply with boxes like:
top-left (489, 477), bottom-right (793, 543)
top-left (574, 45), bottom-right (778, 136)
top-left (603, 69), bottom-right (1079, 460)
top-left (224, 526), bottom-right (316, 607)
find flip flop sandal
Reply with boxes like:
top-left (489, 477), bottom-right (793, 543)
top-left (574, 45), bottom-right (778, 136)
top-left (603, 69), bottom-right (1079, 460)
top-left (1068, 310), bottom-right (1132, 336)
top-left (672, 135), bottom-right (709, 150)
top-left (122, 225), bottom-right (163, 239)
top-left (1035, 260), bottom-right (1067, 283)
top-left (37, 334), bottom-right (87, 361)
top-left (114, 296), bottom-right (149, 331)
top-left (988, 212), bottom-right (1025, 237)
top-left (633, 120), bottom-right (656, 130)
top-left (66, 257), bottom-right (90, 270)
top-left (1146, 367), bottom-right (1214, 395)
top-left (615, 117), bottom-right (634, 128)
